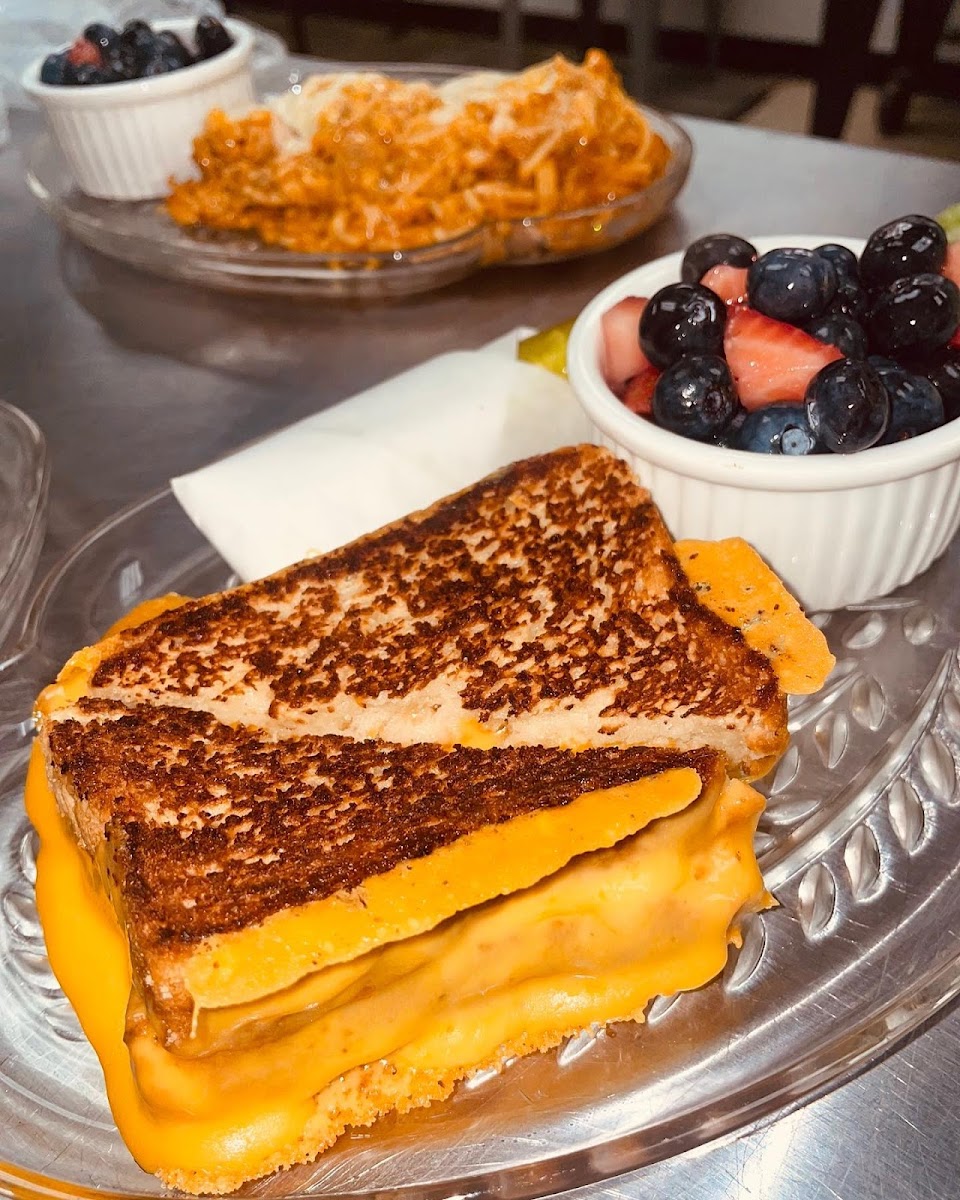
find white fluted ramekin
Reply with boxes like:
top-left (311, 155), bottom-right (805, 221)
top-left (567, 235), bottom-right (960, 612)
top-left (22, 19), bottom-right (254, 201)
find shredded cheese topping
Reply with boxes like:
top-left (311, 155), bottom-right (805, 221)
top-left (166, 51), bottom-right (672, 256)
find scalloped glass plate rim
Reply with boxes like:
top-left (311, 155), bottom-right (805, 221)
top-left (0, 401), bottom-right (48, 652)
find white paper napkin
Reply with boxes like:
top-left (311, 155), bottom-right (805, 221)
top-left (172, 331), bottom-right (591, 582)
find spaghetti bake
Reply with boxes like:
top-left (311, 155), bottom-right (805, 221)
top-left (165, 50), bottom-right (672, 258)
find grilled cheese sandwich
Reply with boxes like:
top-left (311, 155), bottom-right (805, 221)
top-left (32, 446), bottom-right (833, 1193)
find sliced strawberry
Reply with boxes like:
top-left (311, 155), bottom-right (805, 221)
top-left (943, 242), bottom-right (960, 291)
top-left (945, 246), bottom-right (960, 348)
top-left (66, 36), bottom-right (102, 68)
top-left (700, 264), bottom-right (748, 306)
top-left (724, 306), bottom-right (843, 410)
top-left (621, 365), bottom-right (661, 416)
top-left (601, 296), bottom-right (651, 394)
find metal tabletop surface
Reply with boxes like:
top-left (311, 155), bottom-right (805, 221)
top-left (2, 100), bottom-right (960, 1200)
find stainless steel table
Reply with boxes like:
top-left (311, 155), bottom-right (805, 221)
top-left (2, 105), bottom-right (960, 1200)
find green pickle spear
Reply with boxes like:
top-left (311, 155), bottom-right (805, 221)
top-left (517, 319), bottom-right (575, 377)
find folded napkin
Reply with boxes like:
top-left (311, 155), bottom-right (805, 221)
top-left (172, 331), bottom-right (591, 582)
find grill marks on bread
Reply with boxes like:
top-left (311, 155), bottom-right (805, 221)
top-left (86, 447), bottom-right (781, 739)
top-left (47, 702), bottom-right (722, 952)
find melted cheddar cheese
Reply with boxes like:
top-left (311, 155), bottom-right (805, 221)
top-left (180, 766), bottom-right (707, 1014)
top-left (35, 594), bottom-right (189, 718)
top-left (675, 538), bottom-right (834, 695)
top-left (27, 745), bottom-right (767, 1194)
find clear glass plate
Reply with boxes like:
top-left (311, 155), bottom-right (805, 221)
top-left (0, 401), bottom-right (48, 655)
top-left (23, 62), bottom-right (693, 298)
top-left (2, 487), bottom-right (960, 1199)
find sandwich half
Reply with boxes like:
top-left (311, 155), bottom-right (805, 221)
top-left (28, 727), bottom-right (766, 1194)
top-left (31, 445), bottom-right (833, 1194)
top-left (41, 445), bottom-right (791, 778)
top-left (41, 703), bottom-right (728, 1044)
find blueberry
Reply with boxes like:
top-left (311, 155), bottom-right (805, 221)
top-left (680, 233), bottom-right (757, 285)
top-left (121, 17), bottom-right (152, 36)
top-left (639, 283), bottom-right (726, 369)
top-left (99, 27), bottom-right (138, 81)
top-left (121, 19), bottom-right (159, 70)
top-left (867, 273), bottom-right (960, 357)
top-left (156, 30), bottom-right (193, 68)
top-left (83, 23), bottom-right (117, 51)
top-left (827, 278), bottom-right (868, 323)
top-left (859, 214), bottom-right (947, 292)
top-left (815, 243), bottom-right (859, 283)
top-left (104, 41), bottom-right (138, 80)
top-left (871, 364), bottom-right (945, 443)
top-left (735, 402), bottom-right (818, 456)
top-left (747, 247), bottom-right (838, 325)
top-left (140, 49), bottom-right (174, 76)
top-left (39, 52), bottom-right (69, 84)
top-left (918, 348), bottom-right (960, 422)
top-left (652, 355), bottom-right (741, 442)
top-left (804, 313), bottom-right (867, 359)
top-left (712, 408), bottom-right (747, 447)
top-left (195, 14), bottom-right (233, 59)
top-left (804, 358), bottom-right (889, 453)
top-left (72, 63), bottom-right (114, 85)
top-left (867, 354), bottom-right (899, 372)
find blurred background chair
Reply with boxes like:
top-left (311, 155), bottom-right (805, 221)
top-left (812, 0), bottom-right (956, 138)
top-left (499, 0), bottom-right (722, 98)
top-left (220, 0), bottom-right (960, 159)
top-left (499, 0), bottom-right (766, 115)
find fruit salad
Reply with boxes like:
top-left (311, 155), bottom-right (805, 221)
top-left (39, 16), bottom-right (233, 87)
top-left (600, 216), bottom-right (960, 454)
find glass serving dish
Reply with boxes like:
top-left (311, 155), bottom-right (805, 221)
top-left (0, 402), bottom-right (48, 655)
top-left (24, 62), bottom-right (693, 299)
top-left (1, 486), bottom-right (960, 1199)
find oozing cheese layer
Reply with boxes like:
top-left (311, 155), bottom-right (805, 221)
top-left (27, 744), bottom-right (767, 1192)
top-left (40, 595), bottom-right (714, 1027)
top-left (36, 594), bottom-right (190, 716)
top-left (179, 766), bottom-right (706, 1017)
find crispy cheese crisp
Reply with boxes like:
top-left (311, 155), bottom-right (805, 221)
top-left (166, 51), bottom-right (672, 257)
top-left (676, 538), bottom-right (836, 696)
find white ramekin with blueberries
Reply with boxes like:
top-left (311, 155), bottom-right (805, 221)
top-left (38, 17), bottom-right (236, 87)
top-left (23, 16), bottom-right (254, 201)
top-left (567, 216), bottom-right (960, 611)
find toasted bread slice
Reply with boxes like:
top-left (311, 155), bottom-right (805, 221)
top-left (41, 446), bottom-right (787, 777)
top-left (42, 700), bottom-right (726, 1044)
